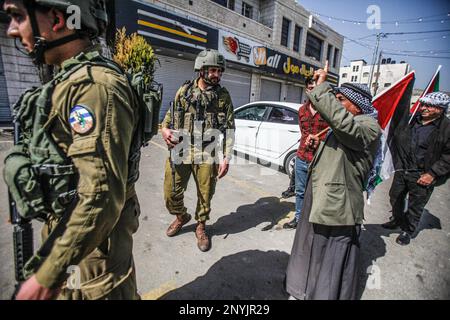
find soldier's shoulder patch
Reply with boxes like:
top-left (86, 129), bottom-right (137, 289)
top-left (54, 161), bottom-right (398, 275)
top-left (69, 105), bottom-right (95, 135)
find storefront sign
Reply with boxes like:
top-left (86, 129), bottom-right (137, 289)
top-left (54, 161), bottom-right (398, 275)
top-left (115, 0), bottom-right (218, 53)
top-left (219, 30), bottom-right (264, 66)
top-left (253, 47), bottom-right (339, 85)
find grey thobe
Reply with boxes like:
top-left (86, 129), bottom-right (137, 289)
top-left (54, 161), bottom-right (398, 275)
top-left (285, 179), bottom-right (361, 300)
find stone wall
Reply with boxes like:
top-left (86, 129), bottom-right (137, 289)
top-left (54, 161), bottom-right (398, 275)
top-left (0, 23), bottom-right (40, 108)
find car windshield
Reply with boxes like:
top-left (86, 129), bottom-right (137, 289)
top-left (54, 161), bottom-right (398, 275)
top-left (235, 105), bottom-right (267, 121)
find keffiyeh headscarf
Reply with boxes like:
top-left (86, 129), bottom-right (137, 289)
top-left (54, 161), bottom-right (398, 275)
top-left (334, 84), bottom-right (381, 199)
top-left (335, 83), bottom-right (377, 117)
top-left (419, 92), bottom-right (450, 111)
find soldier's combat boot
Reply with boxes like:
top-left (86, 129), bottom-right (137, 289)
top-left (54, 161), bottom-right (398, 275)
top-left (166, 213), bottom-right (192, 237)
top-left (195, 222), bottom-right (210, 252)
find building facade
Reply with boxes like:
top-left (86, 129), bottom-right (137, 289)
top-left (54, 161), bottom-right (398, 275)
top-left (112, 0), bottom-right (344, 118)
top-left (0, 0), bottom-right (344, 125)
top-left (339, 59), bottom-right (411, 96)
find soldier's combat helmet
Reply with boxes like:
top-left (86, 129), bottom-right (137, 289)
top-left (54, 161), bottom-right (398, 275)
top-left (194, 49), bottom-right (226, 72)
top-left (18, 0), bottom-right (108, 64)
top-left (33, 0), bottom-right (108, 37)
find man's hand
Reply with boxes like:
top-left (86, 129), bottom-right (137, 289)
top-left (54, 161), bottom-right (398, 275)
top-left (15, 275), bottom-right (60, 300)
top-left (305, 134), bottom-right (320, 151)
top-left (417, 173), bottom-right (435, 187)
top-left (161, 127), bottom-right (180, 149)
top-left (217, 159), bottom-right (230, 179)
top-left (313, 60), bottom-right (329, 86)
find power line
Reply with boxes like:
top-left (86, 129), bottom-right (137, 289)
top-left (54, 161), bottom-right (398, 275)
top-left (382, 52), bottom-right (450, 59)
top-left (379, 35), bottom-right (449, 42)
top-left (343, 35), bottom-right (450, 57)
top-left (310, 11), bottom-right (450, 25)
top-left (382, 29), bottom-right (450, 35)
top-left (345, 31), bottom-right (450, 46)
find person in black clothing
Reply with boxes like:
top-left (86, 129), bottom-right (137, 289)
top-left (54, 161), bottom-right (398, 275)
top-left (281, 172), bottom-right (296, 199)
top-left (382, 92), bottom-right (450, 245)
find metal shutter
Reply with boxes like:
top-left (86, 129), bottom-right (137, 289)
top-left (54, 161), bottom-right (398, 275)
top-left (153, 55), bottom-right (195, 121)
top-left (0, 44), bottom-right (11, 126)
top-left (286, 84), bottom-right (303, 103)
top-left (221, 69), bottom-right (251, 109)
top-left (260, 79), bottom-right (281, 101)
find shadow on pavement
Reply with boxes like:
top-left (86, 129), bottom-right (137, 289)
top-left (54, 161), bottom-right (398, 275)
top-left (159, 250), bottom-right (290, 300)
top-left (210, 197), bottom-right (294, 237)
top-left (357, 209), bottom-right (441, 299)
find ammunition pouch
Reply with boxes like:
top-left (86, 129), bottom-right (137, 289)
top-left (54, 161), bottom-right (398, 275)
top-left (4, 149), bottom-right (49, 220)
top-left (130, 72), bottom-right (163, 145)
top-left (4, 148), bottom-right (78, 220)
top-left (127, 72), bottom-right (162, 184)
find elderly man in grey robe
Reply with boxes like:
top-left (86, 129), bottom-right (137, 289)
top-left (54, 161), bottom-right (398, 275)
top-left (285, 66), bottom-right (382, 300)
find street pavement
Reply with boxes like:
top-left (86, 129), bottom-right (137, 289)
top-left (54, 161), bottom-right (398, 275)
top-left (0, 133), bottom-right (449, 300)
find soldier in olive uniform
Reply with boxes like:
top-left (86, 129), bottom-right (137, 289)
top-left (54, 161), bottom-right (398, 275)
top-left (161, 50), bottom-right (235, 252)
top-left (3, 0), bottom-right (141, 299)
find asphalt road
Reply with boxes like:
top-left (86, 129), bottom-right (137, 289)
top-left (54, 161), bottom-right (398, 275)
top-left (0, 134), bottom-right (449, 300)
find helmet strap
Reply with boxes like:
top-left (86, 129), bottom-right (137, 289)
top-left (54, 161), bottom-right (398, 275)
top-left (23, 0), bottom-right (83, 65)
top-left (200, 67), bottom-right (220, 86)
top-left (200, 67), bottom-right (213, 86)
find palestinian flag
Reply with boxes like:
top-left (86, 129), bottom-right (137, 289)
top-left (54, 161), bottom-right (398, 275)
top-left (410, 65), bottom-right (441, 119)
top-left (366, 71), bottom-right (416, 198)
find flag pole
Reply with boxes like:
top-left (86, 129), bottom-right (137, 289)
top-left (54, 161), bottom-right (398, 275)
top-left (408, 65), bottom-right (441, 124)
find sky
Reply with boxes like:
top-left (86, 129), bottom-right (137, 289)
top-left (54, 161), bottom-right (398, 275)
top-left (296, 0), bottom-right (450, 91)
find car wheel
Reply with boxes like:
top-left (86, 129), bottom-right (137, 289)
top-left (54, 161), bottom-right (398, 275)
top-left (284, 152), bottom-right (297, 178)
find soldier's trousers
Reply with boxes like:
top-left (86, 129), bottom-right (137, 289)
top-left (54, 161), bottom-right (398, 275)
top-left (164, 159), bottom-right (218, 222)
top-left (42, 194), bottom-right (141, 300)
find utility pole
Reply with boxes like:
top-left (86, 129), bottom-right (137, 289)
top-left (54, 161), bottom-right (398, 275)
top-left (373, 50), bottom-right (383, 96)
top-left (368, 33), bottom-right (386, 94)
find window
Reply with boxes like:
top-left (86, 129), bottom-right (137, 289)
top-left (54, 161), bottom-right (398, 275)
top-left (235, 105), bottom-right (267, 121)
top-left (305, 32), bottom-right (323, 61)
top-left (293, 25), bottom-right (302, 52)
top-left (242, 2), bottom-right (253, 19)
top-left (212, 0), bottom-right (227, 7)
top-left (384, 83), bottom-right (391, 87)
top-left (353, 65), bottom-right (359, 72)
top-left (326, 44), bottom-right (333, 62)
top-left (351, 76), bottom-right (358, 82)
top-left (281, 17), bottom-right (291, 47)
top-left (342, 73), bottom-right (348, 78)
top-left (333, 48), bottom-right (340, 68)
top-left (227, 0), bottom-right (235, 10)
top-left (267, 107), bottom-right (298, 125)
top-left (363, 72), bottom-right (370, 78)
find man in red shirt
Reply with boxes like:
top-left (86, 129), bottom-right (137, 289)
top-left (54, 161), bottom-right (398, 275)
top-left (284, 77), bottom-right (329, 229)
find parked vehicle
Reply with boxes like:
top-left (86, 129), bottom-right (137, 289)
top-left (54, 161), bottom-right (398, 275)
top-left (233, 101), bottom-right (301, 177)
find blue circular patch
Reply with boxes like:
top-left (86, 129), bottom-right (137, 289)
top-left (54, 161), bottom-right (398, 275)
top-left (69, 105), bottom-right (95, 135)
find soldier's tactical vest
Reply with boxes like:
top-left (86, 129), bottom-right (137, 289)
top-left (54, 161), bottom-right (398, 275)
top-left (172, 80), bottom-right (228, 135)
top-left (3, 51), bottom-right (145, 220)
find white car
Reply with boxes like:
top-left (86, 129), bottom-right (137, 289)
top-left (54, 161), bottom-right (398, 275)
top-left (233, 101), bottom-right (301, 177)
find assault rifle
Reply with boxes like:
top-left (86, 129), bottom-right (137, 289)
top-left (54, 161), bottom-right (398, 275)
top-left (168, 101), bottom-right (176, 193)
top-left (9, 121), bottom-right (34, 298)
